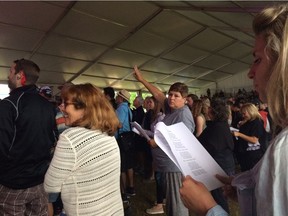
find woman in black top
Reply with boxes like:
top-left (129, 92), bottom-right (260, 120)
top-left (198, 99), bottom-right (235, 213)
top-left (233, 103), bottom-right (265, 171)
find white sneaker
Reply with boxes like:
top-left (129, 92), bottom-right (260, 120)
top-left (146, 205), bottom-right (164, 215)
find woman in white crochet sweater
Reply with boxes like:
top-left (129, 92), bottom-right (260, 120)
top-left (44, 83), bottom-right (123, 216)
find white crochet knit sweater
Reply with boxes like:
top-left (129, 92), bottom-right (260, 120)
top-left (44, 127), bottom-right (123, 216)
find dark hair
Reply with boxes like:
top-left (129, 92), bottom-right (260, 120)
top-left (234, 98), bottom-right (246, 108)
top-left (187, 93), bottom-right (198, 101)
top-left (103, 87), bottom-right (115, 99)
top-left (168, 82), bottom-right (188, 97)
top-left (210, 99), bottom-right (229, 121)
top-left (14, 59), bottom-right (40, 85)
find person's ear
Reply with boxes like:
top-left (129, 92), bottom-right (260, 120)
top-left (18, 71), bottom-right (26, 85)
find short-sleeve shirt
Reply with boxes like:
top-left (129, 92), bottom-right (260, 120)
top-left (115, 102), bottom-right (132, 138)
top-left (153, 99), bottom-right (195, 172)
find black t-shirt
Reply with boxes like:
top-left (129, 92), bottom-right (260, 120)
top-left (198, 121), bottom-right (234, 155)
top-left (236, 118), bottom-right (264, 152)
top-left (132, 106), bottom-right (145, 125)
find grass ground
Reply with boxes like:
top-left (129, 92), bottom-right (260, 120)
top-left (126, 174), bottom-right (240, 216)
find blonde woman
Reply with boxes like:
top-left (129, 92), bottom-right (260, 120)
top-left (233, 103), bottom-right (265, 171)
top-left (180, 4), bottom-right (288, 216)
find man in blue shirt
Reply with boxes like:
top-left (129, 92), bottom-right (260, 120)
top-left (115, 90), bottom-right (136, 202)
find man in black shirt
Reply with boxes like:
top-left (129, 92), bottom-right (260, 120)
top-left (0, 59), bottom-right (57, 215)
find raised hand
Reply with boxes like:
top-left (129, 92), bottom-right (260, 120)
top-left (133, 65), bottom-right (144, 82)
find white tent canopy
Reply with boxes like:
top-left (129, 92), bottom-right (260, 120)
top-left (0, 1), bottom-right (281, 96)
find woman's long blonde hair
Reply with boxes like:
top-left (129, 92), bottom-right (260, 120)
top-left (240, 103), bottom-right (262, 122)
top-left (253, 4), bottom-right (288, 128)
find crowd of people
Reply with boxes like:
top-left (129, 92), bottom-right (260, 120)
top-left (0, 3), bottom-right (287, 216)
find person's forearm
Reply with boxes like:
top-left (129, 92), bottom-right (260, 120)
top-left (134, 65), bottom-right (166, 104)
top-left (138, 77), bottom-right (166, 104)
top-left (238, 133), bottom-right (258, 144)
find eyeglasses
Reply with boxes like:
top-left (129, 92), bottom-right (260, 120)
top-left (61, 101), bottom-right (75, 109)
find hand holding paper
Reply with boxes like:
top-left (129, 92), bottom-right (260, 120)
top-left (154, 122), bottom-right (228, 191)
top-left (230, 127), bottom-right (239, 140)
top-left (229, 127), bottom-right (239, 132)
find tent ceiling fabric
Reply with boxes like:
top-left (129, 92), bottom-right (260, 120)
top-left (0, 1), bottom-right (281, 93)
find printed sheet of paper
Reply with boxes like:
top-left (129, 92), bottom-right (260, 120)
top-left (154, 122), bottom-right (228, 191)
top-left (130, 121), bottom-right (151, 141)
top-left (230, 127), bottom-right (239, 140)
top-left (230, 127), bottom-right (239, 132)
